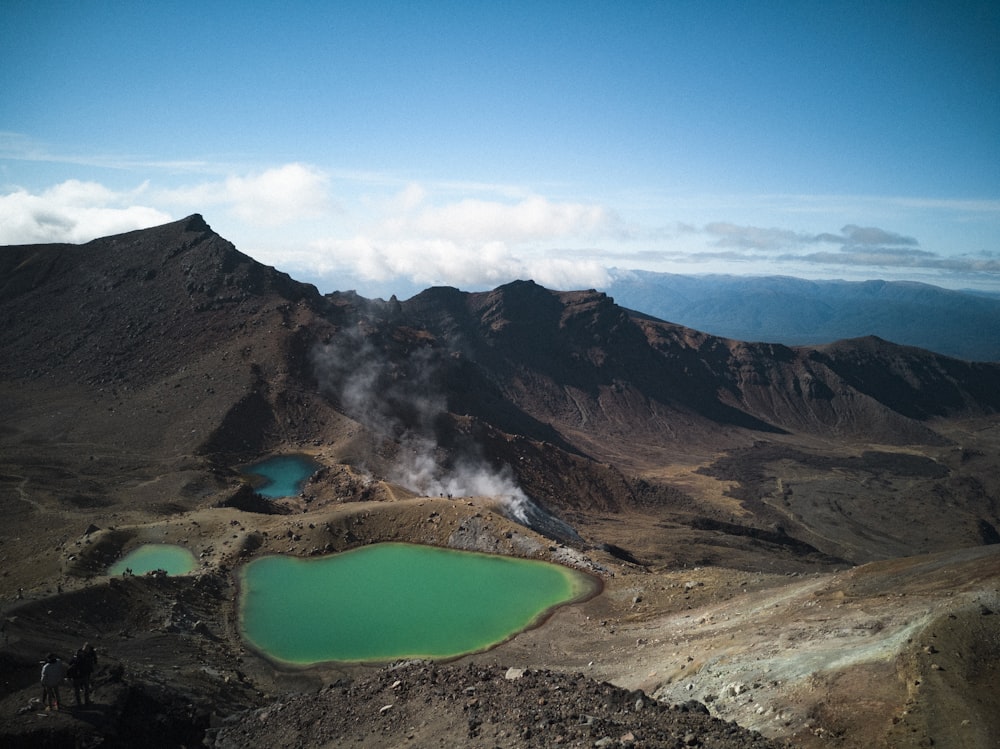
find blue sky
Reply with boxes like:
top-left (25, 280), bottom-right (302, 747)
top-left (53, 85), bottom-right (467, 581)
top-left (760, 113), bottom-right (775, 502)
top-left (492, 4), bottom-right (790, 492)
top-left (2, 1), bottom-right (998, 296)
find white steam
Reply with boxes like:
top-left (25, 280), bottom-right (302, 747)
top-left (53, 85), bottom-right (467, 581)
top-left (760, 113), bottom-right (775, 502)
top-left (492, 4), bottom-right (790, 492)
top-left (310, 321), bottom-right (529, 520)
top-left (389, 435), bottom-right (532, 523)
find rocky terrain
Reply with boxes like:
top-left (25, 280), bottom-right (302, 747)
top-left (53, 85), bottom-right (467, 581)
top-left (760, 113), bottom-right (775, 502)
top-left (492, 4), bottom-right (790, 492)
top-left (1, 216), bottom-right (999, 748)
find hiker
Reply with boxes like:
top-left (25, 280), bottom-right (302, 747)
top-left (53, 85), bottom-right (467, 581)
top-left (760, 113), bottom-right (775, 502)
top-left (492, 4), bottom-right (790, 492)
top-left (67, 643), bottom-right (97, 706)
top-left (40, 653), bottom-right (67, 710)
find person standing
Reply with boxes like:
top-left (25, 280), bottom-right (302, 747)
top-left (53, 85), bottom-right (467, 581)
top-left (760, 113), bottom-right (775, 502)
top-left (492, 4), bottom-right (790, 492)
top-left (68, 643), bottom-right (97, 705)
top-left (40, 653), bottom-right (67, 710)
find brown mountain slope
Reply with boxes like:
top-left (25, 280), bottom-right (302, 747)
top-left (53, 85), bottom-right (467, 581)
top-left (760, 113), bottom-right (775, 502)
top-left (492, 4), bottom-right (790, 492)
top-left (397, 281), bottom-right (1000, 456)
top-left (0, 215), bottom-right (349, 459)
top-left (0, 214), bottom-right (320, 387)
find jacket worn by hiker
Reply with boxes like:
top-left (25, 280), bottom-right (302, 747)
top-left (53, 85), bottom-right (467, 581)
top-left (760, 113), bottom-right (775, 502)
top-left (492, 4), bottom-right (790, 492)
top-left (41, 659), bottom-right (67, 686)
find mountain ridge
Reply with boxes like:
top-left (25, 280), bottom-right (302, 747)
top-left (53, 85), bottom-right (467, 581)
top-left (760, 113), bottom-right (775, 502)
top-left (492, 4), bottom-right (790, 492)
top-left (391, 280), bottom-right (1000, 451)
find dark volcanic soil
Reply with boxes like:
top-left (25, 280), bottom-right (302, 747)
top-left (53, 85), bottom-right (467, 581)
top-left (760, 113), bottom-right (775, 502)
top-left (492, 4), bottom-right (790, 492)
top-left (213, 662), bottom-right (787, 749)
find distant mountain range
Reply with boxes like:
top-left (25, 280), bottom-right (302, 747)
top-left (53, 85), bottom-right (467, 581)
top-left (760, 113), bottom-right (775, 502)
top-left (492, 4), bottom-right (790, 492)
top-left (602, 271), bottom-right (1000, 362)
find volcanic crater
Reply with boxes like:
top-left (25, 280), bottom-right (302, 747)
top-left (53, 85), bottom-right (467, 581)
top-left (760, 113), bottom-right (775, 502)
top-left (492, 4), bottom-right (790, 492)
top-left (2, 216), bottom-right (999, 748)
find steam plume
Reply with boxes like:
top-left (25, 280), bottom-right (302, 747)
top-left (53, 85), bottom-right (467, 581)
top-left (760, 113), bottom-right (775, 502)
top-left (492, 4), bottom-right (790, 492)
top-left (310, 320), bottom-right (579, 541)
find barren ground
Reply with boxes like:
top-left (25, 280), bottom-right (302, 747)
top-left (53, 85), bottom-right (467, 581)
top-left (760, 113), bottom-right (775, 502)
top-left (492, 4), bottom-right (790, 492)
top-left (2, 388), bottom-right (999, 748)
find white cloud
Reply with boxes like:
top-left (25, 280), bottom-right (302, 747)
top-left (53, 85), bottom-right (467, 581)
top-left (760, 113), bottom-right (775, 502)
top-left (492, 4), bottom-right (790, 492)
top-left (704, 221), bottom-right (922, 253)
top-left (294, 186), bottom-right (617, 291)
top-left (0, 161), bottom-right (335, 247)
top-left (388, 195), bottom-right (615, 242)
top-left (0, 180), bottom-right (171, 244)
top-left (396, 182), bottom-right (427, 212)
top-left (786, 247), bottom-right (1000, 274)
top-left (308, 235), bottom-right (610, 291)
top-left (704, 222), bottom-right (813, 250)
top-left (838, 224), bottom-right (918, 247)
top-left (158, 163), bottom-right (332, 226)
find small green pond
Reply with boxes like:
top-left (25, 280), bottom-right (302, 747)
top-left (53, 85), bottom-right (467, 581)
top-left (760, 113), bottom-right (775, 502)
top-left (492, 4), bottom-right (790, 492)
top-left (241, 454), bottom-right (320, 498)
top-left (238, 543), bottom-right (599, 665)
top-left (108, 544), bottom-right (197, 576)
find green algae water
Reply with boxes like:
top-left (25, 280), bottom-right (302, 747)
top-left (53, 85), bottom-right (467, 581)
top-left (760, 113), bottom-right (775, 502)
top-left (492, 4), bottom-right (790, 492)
top-left (108, 544), bottom-right (197, 575)
top-left (241, 454), bottom-right (320, 498)
top-left (239, 543), bottom-right (598, 665)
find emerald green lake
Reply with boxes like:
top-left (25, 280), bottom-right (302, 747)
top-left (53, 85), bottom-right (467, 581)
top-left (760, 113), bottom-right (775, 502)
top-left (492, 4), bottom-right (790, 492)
top-left (240, 454), bottom-right (320, 498)
top-left (108, 544), bottom-right (197, 576)
top-left (238, 543), bottom-right (598, 665)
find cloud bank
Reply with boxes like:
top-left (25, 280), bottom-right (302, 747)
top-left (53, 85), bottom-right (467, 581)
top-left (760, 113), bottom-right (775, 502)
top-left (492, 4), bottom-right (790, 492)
top-left (705, 222), bottom-right (919, 252)
top-left (395, 193), bottom-right (613, 243)
top-left (1, 165), bottom-right (997, 293)
top-left (0, 181), bottom-right (171, 244)
top-left (158, 163), bottom-right (333, 226)
top-left (302, 184), bottom-right (619, 291)
top-left (699, 221), bottom-right (998, 277)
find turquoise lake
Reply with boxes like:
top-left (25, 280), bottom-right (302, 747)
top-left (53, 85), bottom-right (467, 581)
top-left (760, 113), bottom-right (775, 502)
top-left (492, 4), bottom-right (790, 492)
top-left (108, 544), bottom-right (197, 575)
top-left (238, 543), bottom-right (599, 665)
top-left (240, 454), bottom-right (321, 498)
